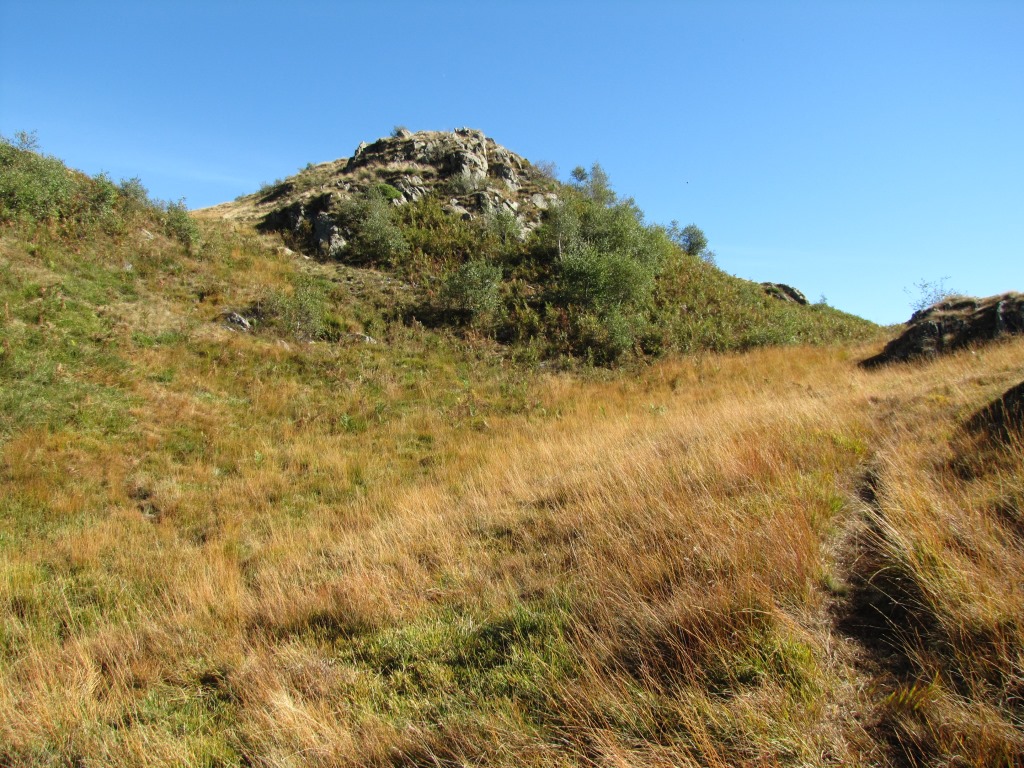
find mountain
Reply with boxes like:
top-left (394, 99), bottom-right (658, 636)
top-left (198, 128), bottom-right (877, 363)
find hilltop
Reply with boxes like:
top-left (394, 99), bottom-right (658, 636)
top-left (200, 128), bottom-right (877, 363)
top-left (201, 128), bottom-right (559, 244)
top-left (2, 133), bottom-right (1022, 767)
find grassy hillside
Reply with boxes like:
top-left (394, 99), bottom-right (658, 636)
top-left (2, 139), bottom-right (1022, 766)
top-left (200, 137), bottom-right (878, 364)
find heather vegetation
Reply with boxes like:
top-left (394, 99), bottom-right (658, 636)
top-left (1, 140), bottom-right (1022, 767)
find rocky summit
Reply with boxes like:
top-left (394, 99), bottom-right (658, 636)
top-left (861, 292), bottom-right (1024, 367)
top-left (200, 128), bottom-right (558, 257)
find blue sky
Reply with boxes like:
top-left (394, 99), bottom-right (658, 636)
top-left (2, 0), bottom-right (1021, 324)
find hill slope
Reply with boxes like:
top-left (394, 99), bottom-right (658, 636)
top-left (199, 128), bottom-right (877, 363)
top-left (3, 135), bottom-right (1021, 766)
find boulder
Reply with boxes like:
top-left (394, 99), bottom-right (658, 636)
top-left (220, 311), bottom-right (252, 332)
top-left (965, 380), bottom-right (1024, 442)
top-left (492, 163), bottom-right (520, 192)
top-left (393, 175), bottom-right (428, 203)
top-left (761, 282), bottom-right (808, 305)
top-left (862, 292), bottom-right (1024, 367)
top-left (313, 211), bottom-right (346, 256)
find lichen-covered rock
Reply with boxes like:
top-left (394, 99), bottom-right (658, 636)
top-left (861, 292), bottom-right (1024, 367)
top-left (198, 128), bottom-right (558, 255)
top-left (761, 282), bottom-right (808, 305)
top-left (312, 211), bottom-right (346, 256)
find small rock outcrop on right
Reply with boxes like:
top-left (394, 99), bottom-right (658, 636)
top-left (861, 292), bottom-right (1024, 367)
top-left (965, 380), bottom-right (1024, 443)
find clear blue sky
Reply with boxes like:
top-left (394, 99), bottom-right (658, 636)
top-left (2, 1), bottom-right (1021, 324)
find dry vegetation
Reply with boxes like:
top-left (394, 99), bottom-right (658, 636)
top-left (2, 141), bottom-right (1022, 766)
top-left (3, 314), bottom-right (1022, 764)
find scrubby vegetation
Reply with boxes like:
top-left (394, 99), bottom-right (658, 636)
top-left (0, 132), bottom-right (202, 253)
top-left (2, 139), bottom-right (1021, 767)
top-left (285, 159), bottom-right (875, 363)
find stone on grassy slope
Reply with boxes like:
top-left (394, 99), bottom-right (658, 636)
top-left (966, 380), bottom-right (1024, 442)
top-left (761, 282), bottom-right (808, 305)
top-left (861, 292), bottom-right (1024, 367)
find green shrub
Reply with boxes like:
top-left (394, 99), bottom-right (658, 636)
top-left (163, 199), bottom-right (202, 253)
top-left (369, 182), bottom-right (403, 202)
top-left (88, 173), bottom-right (119, 216)
top-left (540, 177), bottom-right (670, 310)
top-left (668, 221), bottom-right (708, 257)
top-left (560, 243), bottom-right (655, 311)
top-left (0, 134), bottom-right (188, 246)
top-left (396, 195), bottom-right (487, 274)
top-left (118, 177), bottom-right (151, 211)
top-left (253, 274), bottom-right (340, 341)
top-left (0, 134), bottom-right (76, 222)
top-left (441, 259), bottom-right (503, 328)
top-left (571, 307), bottom-right (639, 364)
top-left (335, 188), bottom-right (409, 267)
top-left (486, 208), bottom-right (522, 254)
top-left (531, 167), bottom-right (673, 362)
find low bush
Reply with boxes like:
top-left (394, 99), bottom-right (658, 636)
top-left (163, 199), bottom-right (202, 252)
top-left (0, 133), bottom-right (78, 222)
top-left (252, 273), bottom-right (342, 341)
top-left (440, 259), bottom-right (503, 329)
top-left (0, 132), bottom-right (204, 255)
top-left (334, 187), bottom-right (409, 267)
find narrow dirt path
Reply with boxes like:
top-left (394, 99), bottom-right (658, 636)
top-left (819, 464), bottom-right (918, 767)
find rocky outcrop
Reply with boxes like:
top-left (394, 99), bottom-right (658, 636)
top-left (347, 128), bottom-right (496, 185)
top-left (861, 293), bottom-right (1024, 367)
top-left (198, 129), bottom-right (559, 257)
top-left (966, 380), bottom-right (1024, 442)
top-left (761, 282), bottom-right (808, 305)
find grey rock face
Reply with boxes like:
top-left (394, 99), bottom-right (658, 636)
top-left (862, 292), bottom-right (1024, 367)
top-left (393, 175), bottom-right (428, 203)
top-left (313, 211), bottom-right (346, 256)
top-left (531, 193), bottom-right (556, 210)
top-left (217, 129), bottom-right (559, 258)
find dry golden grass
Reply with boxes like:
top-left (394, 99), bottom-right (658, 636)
top-left (2, 216), bottom-right (1022, 765)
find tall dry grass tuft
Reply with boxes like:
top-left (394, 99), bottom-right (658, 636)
top-left (851, 349), bottom-right (1024, 765)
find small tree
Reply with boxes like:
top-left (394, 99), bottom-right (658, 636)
top-left (336, 187), bottom-right (409, 266)
top-left (441, 259), bottom-right (503, 327)
top-left (669, 221), bottom-right (708, 257)
top-left (570, 163), bottom-right (616, 207)
top-left (906, 276), bottom-right (959, 314)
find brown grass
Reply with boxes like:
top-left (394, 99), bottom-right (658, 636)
top-left (2, 216), bottom-right (1022, 764)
